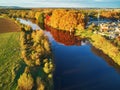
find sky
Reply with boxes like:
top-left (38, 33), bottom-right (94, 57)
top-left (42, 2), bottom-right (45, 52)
top-left (0, 0), bottom-right (120, 8)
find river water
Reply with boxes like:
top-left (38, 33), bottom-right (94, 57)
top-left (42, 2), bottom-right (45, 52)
top-left (17, 18), bottom-right (120, 90)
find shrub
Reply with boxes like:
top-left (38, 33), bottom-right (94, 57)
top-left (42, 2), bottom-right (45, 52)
top-left (18, 72), bottom-right (34, 90)
top-left (48, 74), bottom-right (53, 79)
top-left (35, 59), bottom-right (41, 66)
top-left (38, 13), bottom-right (44, 24)
top-left (36, 77), bottom-right (45, 90)
top-left (43, 62), bottom-right (54, 74)
top-left (43, 40), bottom-right (50, 53)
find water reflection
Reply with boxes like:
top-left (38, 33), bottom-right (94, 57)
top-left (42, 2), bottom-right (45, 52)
top-left (45, 25), bottom-right (82, 46)
top-left (16, 18), bottom-right (41, 30)
top-left (44, 24), bottom-right (120, 90)
top-left (29, 19), bottom-right (45, 30)
top-left (91, 46), bottom-right (120, 74)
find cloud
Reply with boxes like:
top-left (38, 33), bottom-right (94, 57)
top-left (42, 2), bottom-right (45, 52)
top-left (18, 2), bottom-right (86, 8)
top-left (0, 0), bottom-right (119, 4)
top-left (0, 0), bottom-right (35, 3)
top-left (94, 0), bottom-right (120, 2)
top-left (94, 0), bottom-right (103, 2)
top-left (0, 0), bottom-right (119, 8)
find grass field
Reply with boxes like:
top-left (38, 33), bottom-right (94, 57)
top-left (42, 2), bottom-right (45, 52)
top-left (0, 32), bottom-right (26, 90)
top-left (0, 17), bottom-right (54, 90)
top-left (0, 18), bottom-right (25, 90)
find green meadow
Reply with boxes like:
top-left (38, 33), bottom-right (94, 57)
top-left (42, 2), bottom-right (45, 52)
top-left (0, 32), bottom-right (25, 90)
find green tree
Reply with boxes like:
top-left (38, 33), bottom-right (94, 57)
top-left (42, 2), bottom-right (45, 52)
top-left (38, 13), bottom-right (44, 24)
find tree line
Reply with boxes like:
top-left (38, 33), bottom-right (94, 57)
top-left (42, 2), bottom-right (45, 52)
top-left (17, 25), bottom-right (54, 90)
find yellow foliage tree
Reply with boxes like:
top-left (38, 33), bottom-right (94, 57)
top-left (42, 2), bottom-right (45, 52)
top-left (28, 11), bottom-right (35, 19)
top-left (36, 77), bottom-right (45, 90)
top-left (46, 9), bottom-right (86, 31)
top-left (18, 72), bottom-right (34, 90)
top-left (35, 12), bottom-right (41, 20)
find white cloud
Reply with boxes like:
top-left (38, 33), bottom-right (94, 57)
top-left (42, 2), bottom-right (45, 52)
top-left (94, 0), bottom-right (120, 2)
top-left (0, 0), bottom-right (118, 4)
top-left (94, 0), bottom-right (103, 2)
top-left (0, 0), bottom-right (36, 3)
top-left (18, 2), bottom-right (86, 8)
top-left (0, 0), bottom-right (119, 8)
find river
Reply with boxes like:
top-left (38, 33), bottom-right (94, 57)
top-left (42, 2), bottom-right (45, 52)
top-left (17, 18), bottom-right (120, 90)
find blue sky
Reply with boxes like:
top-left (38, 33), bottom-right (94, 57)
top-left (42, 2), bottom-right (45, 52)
top-left (0, 0), bottom-right (120, 8)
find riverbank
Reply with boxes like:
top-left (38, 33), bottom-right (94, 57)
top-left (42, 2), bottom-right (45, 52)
top-left (91, 46), bottom-right (120, 70)
top-left (44, 24), bottom-right (120, 67)
top-left (13, 19), bottom-right (55, 89)
top-left (75, 30), bottom-right (120, 66)
top-left (45, 24), bottom-right (120, 66)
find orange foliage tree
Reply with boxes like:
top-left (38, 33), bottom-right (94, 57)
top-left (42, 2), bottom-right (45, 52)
top-left (45, 9), bottom-right (87, 31)
top-left (100, 11), bottom-right (120, 20)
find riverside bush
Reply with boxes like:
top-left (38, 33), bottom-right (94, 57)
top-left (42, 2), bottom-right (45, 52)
top-left (18, 72), bottom-right (34, 90)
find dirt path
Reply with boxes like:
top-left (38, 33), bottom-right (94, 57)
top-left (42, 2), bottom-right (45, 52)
top-left (0, 18), bottom-right (20, 33)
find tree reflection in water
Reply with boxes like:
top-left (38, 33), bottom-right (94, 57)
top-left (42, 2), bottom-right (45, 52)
top-left (45, 24), bottom-right (120, 75)
top-left (91, 46), bottom-right (120, 74)
top-left (45, 25), bottom-right (81, 46)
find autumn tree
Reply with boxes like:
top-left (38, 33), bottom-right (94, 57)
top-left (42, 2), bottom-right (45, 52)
top-left (28, 11), bottom-right (36, 19)
top-left (17, 72), bottom-right (34, 90)
top-left (100, 11), bottom-right (120, 20)
top-left (35, 12), bottom-right (41, 20)
top-left (20, 26), bottom-right (52, 66)
top-left (45, 9), bottom-right (86, 31)
top-left (48, 9), bottom-right (66, 28)
top-left (36, 77), bottom-right (45, 90)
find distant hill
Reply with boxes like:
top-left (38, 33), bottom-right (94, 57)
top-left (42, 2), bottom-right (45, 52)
top-left (0, 6), bottom-right (22, 9)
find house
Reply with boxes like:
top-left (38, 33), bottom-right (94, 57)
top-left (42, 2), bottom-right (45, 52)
top-left (100, 23), bottom-right (109, 32)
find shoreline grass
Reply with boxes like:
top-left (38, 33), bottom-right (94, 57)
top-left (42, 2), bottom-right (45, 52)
top-left (75, 30), bottom-right (120, 66)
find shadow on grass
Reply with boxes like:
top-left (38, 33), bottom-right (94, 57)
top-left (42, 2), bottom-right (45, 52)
top-left (10, 59), bottom-right (26, 90)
